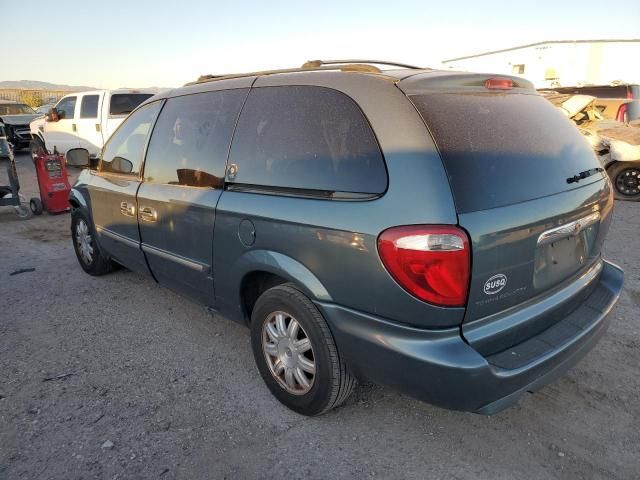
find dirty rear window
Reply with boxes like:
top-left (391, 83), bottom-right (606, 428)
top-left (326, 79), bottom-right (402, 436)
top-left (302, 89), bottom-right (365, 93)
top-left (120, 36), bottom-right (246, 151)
top-left (410, 93), bottom-right (603, 213)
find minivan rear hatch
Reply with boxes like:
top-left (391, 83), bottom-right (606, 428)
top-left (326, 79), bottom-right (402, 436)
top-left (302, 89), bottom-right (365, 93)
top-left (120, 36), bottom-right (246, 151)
top-left (400, 72), bottom-right (613, 324)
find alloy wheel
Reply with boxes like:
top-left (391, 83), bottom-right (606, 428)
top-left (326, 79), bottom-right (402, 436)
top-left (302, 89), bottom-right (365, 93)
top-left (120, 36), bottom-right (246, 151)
top-left (75, 219), bottom-right (94, 265)
top-left (262, 311), bottom-right (316, 395)
top-left (615, 167), bottom-right (640, 197)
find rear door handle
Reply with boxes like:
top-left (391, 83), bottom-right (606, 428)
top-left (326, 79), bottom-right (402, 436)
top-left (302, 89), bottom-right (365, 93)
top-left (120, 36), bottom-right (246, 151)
top-left (139, 206), bottom-right (158, 222)
top-left (120, 201), bottom-right (136, 217)
top-left (72, 123), bottom-right (77, 132)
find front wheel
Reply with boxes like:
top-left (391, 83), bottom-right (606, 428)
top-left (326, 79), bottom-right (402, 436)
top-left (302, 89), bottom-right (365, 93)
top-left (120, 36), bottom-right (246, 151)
top-left (608, 161), bottom-right (640, 201)
top-left (71, 211), bottom-right (116, 276)
top-left (250, 283), bottom-right (356, 416)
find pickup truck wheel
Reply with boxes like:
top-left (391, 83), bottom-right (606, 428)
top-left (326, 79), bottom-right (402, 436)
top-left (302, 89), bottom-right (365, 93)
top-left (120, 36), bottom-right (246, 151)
top-left (71, 211), bottom-right (116, 276)
top-left (250, 283), bottom-right (356, 416)
top-left (608, 161), bottom-right (640, 201)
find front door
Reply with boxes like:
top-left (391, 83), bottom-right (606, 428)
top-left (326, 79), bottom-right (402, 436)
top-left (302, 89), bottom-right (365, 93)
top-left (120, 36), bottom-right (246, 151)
top-left (44, 95), bottom-right (80, 154)
top-left (88, 100), bottom-right (163, 274)
top-left (137, 88), bottom-right (248, 304)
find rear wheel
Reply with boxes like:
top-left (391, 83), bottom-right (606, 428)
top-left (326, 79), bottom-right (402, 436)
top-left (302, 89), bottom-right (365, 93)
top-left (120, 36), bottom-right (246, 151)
top-left (71, 211), bottom-right (116, 276)
top-left (250, 284), bottom-right (356, 416)
top-left (608, 161), bottom-right (640, 201)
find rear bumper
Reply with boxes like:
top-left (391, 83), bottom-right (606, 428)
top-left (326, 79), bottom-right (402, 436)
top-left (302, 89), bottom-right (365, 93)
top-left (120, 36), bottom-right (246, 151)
top-left (317, 260), bottom-right (623, 414)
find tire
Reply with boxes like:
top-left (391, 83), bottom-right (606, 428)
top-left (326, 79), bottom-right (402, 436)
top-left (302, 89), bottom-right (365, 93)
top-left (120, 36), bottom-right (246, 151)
top-left (30, 197), bottom-right (43, 215)
top-left (250, 283), bottom-right (356, 416)
top-left (71, 211), bottom-right (116, 276)
top-left (607, 161), bottom-right (640, 201)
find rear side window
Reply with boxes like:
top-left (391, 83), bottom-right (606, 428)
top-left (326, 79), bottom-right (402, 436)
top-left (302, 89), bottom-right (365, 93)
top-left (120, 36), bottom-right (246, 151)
top-left (55, 96), bottom-right (76, 119)
top-left (80, 95), bottom-right (99, 119)
top-left (144, 89), bottom-right (247, 188)
top-left (109, 93), bottom-right (154, 116)
top-left (411, 93), bottom-right (602, 213)
top-left (228, 86), bottom-right (386, 195)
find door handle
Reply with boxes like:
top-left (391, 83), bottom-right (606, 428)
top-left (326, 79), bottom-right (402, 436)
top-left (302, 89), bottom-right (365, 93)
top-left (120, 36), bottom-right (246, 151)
top-left (139, 206), bottom-right (158, 222)
top-left (120, 201), bottom-right (136, 217)
top-left (72, 123), bottom-right (77, 132)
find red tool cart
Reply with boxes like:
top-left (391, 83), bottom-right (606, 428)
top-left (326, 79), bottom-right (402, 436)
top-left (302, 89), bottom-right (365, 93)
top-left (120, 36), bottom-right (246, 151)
top-left (30, 149), bottom-right (71, 215)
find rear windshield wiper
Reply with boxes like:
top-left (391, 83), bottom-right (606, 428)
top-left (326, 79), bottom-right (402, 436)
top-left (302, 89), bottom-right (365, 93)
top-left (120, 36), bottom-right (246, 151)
top-left (566, 167), bottom-right (604, 184)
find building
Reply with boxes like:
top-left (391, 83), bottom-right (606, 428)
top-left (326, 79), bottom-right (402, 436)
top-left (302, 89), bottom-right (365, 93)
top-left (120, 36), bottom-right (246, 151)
top-left (442, 39), bottom-right (640, 89)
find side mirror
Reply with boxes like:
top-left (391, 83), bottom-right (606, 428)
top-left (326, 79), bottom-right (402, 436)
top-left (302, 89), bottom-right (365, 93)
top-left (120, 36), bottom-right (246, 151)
top-left (47, 108), bottom-right (60, 122)
top-left (66, 148), bottom-right (90, 168)
top-left (112, 156), bottom-right (133, 174)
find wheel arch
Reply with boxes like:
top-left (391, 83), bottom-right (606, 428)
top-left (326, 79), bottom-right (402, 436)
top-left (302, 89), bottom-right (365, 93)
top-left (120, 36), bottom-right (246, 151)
top-left (68, 188), bottom-right (88, 211)
top-left (229, 250), bottom-right (333, 324)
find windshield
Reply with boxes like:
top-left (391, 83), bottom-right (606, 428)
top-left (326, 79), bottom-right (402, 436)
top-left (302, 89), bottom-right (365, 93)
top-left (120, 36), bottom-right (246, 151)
top-left (109, 94), bottom-right (154, 116)
top-left (0, 103), bottom-right (36, 115)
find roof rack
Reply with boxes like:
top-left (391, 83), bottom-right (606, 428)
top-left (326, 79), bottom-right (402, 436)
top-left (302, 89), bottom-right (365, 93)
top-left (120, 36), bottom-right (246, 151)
top-left (187, 59), bottom-right (422, 86)
top-left (301, 59), bottom-right (422, 70)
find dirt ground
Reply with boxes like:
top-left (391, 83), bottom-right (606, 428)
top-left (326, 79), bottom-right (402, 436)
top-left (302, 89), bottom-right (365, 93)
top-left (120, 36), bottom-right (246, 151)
top-left (1, 151), bottom-right (639, 480)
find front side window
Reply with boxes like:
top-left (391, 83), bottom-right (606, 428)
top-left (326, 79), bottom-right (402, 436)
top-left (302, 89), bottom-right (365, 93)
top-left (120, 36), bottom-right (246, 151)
top-left (80, 95), bottom-right (99, 119)
top-left (100, 101), bottom-right (161, 175)
top-left (55, 96), bottom-right (77, 119)
top-left (228, 86), bottom-right (387, 195)
top-left (144, 89), bottom-right (247, 188)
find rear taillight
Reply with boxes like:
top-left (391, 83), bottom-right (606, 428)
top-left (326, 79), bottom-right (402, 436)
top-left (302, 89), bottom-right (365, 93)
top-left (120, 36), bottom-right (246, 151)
top-left (617, 104), bottom-right (628, 123)
top-left (485, 78), bottom-right (513, 90)
top-left (378, 226), bottom-right (470, 307)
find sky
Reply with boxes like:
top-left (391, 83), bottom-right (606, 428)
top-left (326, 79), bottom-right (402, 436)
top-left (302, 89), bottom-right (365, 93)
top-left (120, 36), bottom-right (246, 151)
top-left (2, 0), bottom-right (639, 89)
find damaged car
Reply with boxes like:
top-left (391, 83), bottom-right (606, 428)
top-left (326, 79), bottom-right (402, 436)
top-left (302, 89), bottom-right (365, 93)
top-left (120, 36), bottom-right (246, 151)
top-left (543, 92), bottom-right (640, 201)
top-left (0, 100), bottom-right (39, 151)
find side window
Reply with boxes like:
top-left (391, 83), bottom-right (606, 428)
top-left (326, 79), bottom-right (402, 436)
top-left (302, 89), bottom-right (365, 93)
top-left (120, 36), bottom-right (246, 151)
top-left (144, 89), bottom-right (247, 188)
top-left (80, 95), bottom-right (99, 119)
top-left (109, 94), bottom-right (154, 116)
top-left (55, 96), bottom-right (77, 119)
top-left (228, 86), bottom-right (387, 195)
top-left (100, 101), bottom-right (161, 175)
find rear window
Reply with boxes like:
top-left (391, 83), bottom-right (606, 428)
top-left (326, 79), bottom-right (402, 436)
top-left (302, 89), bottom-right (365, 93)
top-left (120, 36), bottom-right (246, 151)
top-left (411, 93), bottom-right (603, 213)
top-left (228, 86), bottom-right (387, 195)
top-left (109, 93), bottom-right (154, 116)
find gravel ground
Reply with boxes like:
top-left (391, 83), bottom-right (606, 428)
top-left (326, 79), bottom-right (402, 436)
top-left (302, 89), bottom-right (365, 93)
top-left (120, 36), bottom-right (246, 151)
top-left (1, 151), bottom-right (639, 480)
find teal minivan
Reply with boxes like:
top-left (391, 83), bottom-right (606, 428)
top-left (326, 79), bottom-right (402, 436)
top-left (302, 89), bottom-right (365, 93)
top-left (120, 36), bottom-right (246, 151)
top-left (69, 60), bottom-right (624, 416)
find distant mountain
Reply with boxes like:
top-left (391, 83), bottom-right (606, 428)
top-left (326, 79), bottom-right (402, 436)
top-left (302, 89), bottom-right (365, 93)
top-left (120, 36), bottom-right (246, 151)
top-left (0, 80), bottom-right (96, 91)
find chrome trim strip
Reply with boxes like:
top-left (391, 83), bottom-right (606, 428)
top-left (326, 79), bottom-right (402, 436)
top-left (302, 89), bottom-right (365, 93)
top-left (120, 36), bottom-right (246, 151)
top-left (95, 225), bottom-right (139, 249)
top-left (537, 211), bottom-right (601, 246)
top-left (141, 243), bottom-right (208, 272)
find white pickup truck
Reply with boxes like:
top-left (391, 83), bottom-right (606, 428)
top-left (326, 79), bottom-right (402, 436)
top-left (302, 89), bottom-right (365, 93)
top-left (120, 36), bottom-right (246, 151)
top-left (30, 89), bottom-right (156, 164)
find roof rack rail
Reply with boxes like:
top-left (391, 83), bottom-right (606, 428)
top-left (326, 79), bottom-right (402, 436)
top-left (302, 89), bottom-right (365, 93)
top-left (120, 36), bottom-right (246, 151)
top-left (302, 59), bottom-right (423, 70)
top-left (186, 60), bottom-right (422, 86)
